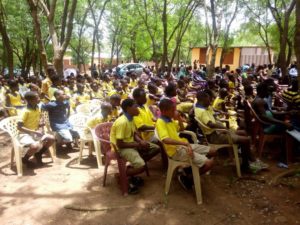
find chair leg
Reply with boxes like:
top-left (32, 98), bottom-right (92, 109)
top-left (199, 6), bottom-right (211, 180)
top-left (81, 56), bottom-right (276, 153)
top-left (191, 163), bottom-right (202, 205)
top-left (103, 156), bottom-right (110, 187)
top-left (78, 140), bottom-right (85, 164)
top-left (88, 142), bottom-right (93, 156)
top-left (165, 159), bottom-right (176, 195)
top-left (94, 140), bottom-right (103, 168)
top-left (258, 136), bottom-right (266, 159)
top-left (48, 144), bottom-right (56, 163)
top-left (232, 145), bottom-right (241, 178)
top-left (15, 147), bottom-right (23, 176)
top-left (10, 147), bottom-right (14, 169)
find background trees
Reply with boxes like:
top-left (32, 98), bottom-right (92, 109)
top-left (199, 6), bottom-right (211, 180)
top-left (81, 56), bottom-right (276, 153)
top-left (0, 0), bottom-right (298, 78)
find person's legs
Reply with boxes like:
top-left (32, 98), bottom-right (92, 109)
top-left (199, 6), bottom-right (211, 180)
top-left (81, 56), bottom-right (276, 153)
top-left (119, 148), bottom-right (145, 176)
top-left (139, 142), bottom-right (160, 161)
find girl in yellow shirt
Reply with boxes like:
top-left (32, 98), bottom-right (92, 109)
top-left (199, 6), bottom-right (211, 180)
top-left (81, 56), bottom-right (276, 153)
top-left (6, 80), bottom-right (25, 116)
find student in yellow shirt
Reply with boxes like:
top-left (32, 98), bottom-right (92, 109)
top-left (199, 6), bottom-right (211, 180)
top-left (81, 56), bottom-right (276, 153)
top-left (102, 75), bottom-right (113, 94)
top-left (86, 103), bottom-right (113, 129)
top-left (109, 94), bottom-right (121, 119)
top-left (6, 80), bottom-right (25, 115)
top-left (212, 88), bottom-right (228, 112)
top-left (90, 82), bottom-right (104, 100)
top-left (194, 91), bottom-right (268, 172)
top-left (17, 92), bottom-right (55, 168)
top-left (73, 83), bottom-right (91, 107)
top-left (110, 98), bottom-right (160, 194)
top-left (156, 99), bottom-right (215, 185)
top-left (48, 75), bottom-right (62, 101)
top-left (132, 88), bottom-right (156, 141)
top-left (129, 72), bottom-right (138, 89)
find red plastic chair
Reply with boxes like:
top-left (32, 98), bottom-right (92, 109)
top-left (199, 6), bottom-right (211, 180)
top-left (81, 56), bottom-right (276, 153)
top-left (94, 122), bottom-right (149, 195)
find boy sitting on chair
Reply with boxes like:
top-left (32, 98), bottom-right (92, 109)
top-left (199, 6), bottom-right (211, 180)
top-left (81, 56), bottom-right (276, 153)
top-left (110, 99), bottom-right (160, 194)
top-left (42, 90), bottom-right (79, 149)
top-left (156, 98), bottom-right (216, 189)
top-left (17, 91), bottom-right (55, 168)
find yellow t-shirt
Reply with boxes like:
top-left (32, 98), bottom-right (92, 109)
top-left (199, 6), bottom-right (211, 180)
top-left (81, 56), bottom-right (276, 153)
top-left (110, 106), bottom-right (120, 119)
top-left (48, 86), bottom-right (59, 101)
top-left (86, 115), bottom-right (112, 129)
top-left (20, 107), bottom-right (41, 131)
top-left (133, 105), bottom-right (155, 141)
top-left (102, 82), bottom-right (113, 92)
top-left (129, 80), bottom-right (137, 88)
top-left (110, 114), bottom-right (136, 150)
top-left (146, 94), bottom-right (156, 106)
top-left (212, 97), bottom-right (225, 111)
top-left (176, 102), bottom-right (193, 113)
top-left (91, 90), bottom-right (104, 99)
top-left (194, 106), bottom-right (216, 135)
top-left (73, 93), bottom-right (90, 104)
top-left (41, 78), bottom-right (52, 95)
top-left (7, 92), bottom-right (23, 107)
top-left (156, 117), bottom-right (187, 157)
top-left (228, 81), bottom-right (235, 89)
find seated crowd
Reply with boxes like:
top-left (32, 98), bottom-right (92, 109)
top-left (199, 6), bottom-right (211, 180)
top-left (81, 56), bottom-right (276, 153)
top-left (0, 62), bottom-right (299, 194)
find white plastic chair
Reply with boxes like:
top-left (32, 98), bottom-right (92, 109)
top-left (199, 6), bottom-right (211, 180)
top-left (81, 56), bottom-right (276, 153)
top-left (155, 129), bottom-right (203, 205)
top-left (0, 116), bottom-right (24, 176)
top-left (76, 103), bottom-right (91, 116)
top-left (41, 111), bottom-right (57, 160)
top-left (0, 116), bottom-right (56, 176)
top-left (195, 117), bottom-right (241, 177)
top-left (68, 114), bottom-right (94, 164)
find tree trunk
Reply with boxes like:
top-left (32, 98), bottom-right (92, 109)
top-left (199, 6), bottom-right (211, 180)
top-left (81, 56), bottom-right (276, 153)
top-left (0, 4), bottom-right (14, 79)
top-left (208, 45), bottom-right (217, 78)
top-left (295, 0), bottom-right (300, 91)
top-left (53, 54), bottom-right (64, 77)
top-left (27, 0), bottom-right (48, 76)
top-left (161, 0), bottom-right (168, 72)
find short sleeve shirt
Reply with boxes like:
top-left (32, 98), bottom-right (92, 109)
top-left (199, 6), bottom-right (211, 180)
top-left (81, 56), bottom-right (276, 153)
top-left (156, 117), bottom-right (187, 157)
top-left (194, 105), bottom-right (216, 135)
top-left (110, 114), bottom-right (136, 150)
top-left (133, 105), bottom-right (154, 141)
top-left (20, 106), bottom-right (41, 131)
top-left (42, 100), bottom-right (71, 131)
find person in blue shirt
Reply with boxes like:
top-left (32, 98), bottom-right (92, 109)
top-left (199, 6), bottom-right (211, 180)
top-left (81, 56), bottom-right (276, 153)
top-left (42, 90), bottom-right (79, 148)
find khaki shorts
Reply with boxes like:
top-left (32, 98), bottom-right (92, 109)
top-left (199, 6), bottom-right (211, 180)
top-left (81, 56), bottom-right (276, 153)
top-left (171, 144), bottom-right (210, 168)
top-left (119, 148), bottom-right (145, 169)
top-left (207, 130), bottom-right (239, 144)
top-left (118, 143), bottom-right (160, 168)
top-left (18, 133), bottom-right (51, 157)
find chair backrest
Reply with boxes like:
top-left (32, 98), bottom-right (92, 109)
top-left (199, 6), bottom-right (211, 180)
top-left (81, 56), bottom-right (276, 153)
top-left (41, 111), bottom-right (52, 132)
top-left (94, 122), bottom-right (113, 154)
top-left (194, 117), bottom-right (210, 143)
top-left (69, 114), bottom-right (89, 137)
top-left (0, 116), bottom-right (20, 138)
top-left (76, 103), bottom-right (91, 115)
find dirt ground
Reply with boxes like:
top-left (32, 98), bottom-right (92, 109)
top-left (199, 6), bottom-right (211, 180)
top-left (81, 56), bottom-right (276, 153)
top-left (0, 132), bottom-right (300, 225)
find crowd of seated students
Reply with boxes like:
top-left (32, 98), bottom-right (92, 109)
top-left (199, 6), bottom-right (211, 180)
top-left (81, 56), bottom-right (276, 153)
top-left (0, 61), bottom-right (299, 193)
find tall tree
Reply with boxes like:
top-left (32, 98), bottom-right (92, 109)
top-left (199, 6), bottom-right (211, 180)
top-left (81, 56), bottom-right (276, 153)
top-left (88, 0), bottom-right (110, 70)
top-left (295, 0), bottom-right (300, 90)
top-left (267, 0), bottom-right (296, 78)
top-left (33, 0), bottom-right (78, 76)
top-left (0, 0), bottom-right (14, 78)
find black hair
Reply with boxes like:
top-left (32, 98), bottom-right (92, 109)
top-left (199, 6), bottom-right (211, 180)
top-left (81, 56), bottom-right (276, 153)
top-left (24, 91), bottom-right (38, 101)
top-left (158, 98), bottom-right (174, 111)
top-left (121, 98), bottom-right (136, 111)
top-left (110, 94), bottom-right (121, 101)
top-left (132, 88), bottom-right (145, 99)
top-left (54, 89), bottom-right (63, 98)
top-left (196, 90), bottom-right (209, 101)
top-left (256, 82), bottom-right (268, 97)
top-left (244, 85), bottom-right (253, 96)
top-left (164, 83), bottom-right (177, 97)
top-left (8, 80), bottom-right (18, 88)
top-left (50, 74), bottom-right (61, 83)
